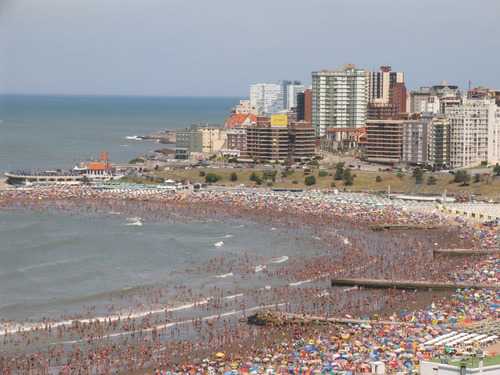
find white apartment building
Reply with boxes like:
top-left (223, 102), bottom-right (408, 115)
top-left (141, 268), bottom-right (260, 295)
top-left (250, 83), bottom-right (283, 115)
top-left (401, 119), bottom-right (431, 165)
top-left (312, 64), bottom-right (367, 137)
top-left (250, 81), bottom-right (304, 115)
top-left (447, 99), bottom-right (500, 168)
top-left (286, 83), bottom-right (305, 109)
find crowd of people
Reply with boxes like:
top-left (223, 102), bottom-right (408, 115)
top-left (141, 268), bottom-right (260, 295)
top-left (0, 184), bottom-right (499, 374)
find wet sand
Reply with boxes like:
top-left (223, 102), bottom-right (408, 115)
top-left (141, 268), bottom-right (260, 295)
top-left (0, 185), bottom-right (498, 374)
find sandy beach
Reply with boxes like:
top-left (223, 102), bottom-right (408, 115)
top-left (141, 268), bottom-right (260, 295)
top-left (0, 185), bottom-right (499, 374)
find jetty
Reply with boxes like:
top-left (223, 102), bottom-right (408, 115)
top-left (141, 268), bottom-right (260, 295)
top-left (247, 312), bottom-right (415, 327)
top-left (330, 278), bottom-right (500, 290)
top-left (433, 248), bottom-right (500, 257)
top-left (372, 224), bottom-right (441, 231)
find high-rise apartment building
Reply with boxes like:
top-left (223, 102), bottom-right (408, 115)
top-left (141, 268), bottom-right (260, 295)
top-left (365, 119), bottom-right (403, 164)
top-left (246, 116), bottom-right (315, 161)
top-left (429, 115), bottom-right (451, 169)
top-left (250, 80), bottom-right (304, 115)
top-left (447, 99), bottom-right (500, 168)
top-left (250, 83), bottom-right (283, 115)
top-left (367, 66), bottom-right (404, 104)
top-left (401, 119), bottom-right (431, 165)
top-left (296, 89), bottom-right (312, 123)
top-left (283, 81), bottom-right (305, 109)
top-left (312, 64), bottom-right (367, 137)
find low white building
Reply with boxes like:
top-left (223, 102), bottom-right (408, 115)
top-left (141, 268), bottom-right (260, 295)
top-left (420, 356), bottom-right (500, 374)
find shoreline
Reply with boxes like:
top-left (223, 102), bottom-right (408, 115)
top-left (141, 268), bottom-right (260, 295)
top-left (0, 185), bottom-right (499, 374)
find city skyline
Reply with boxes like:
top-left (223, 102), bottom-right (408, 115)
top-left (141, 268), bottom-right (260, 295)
top-left (1, 0), bottom-right (499, 97)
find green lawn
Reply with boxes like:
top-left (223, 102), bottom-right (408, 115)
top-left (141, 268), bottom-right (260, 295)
top-left (151, 167), bottom-right (500, 202)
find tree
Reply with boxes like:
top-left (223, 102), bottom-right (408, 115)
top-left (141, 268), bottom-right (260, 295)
top-left (230, 172), bottom-right (238, 182)
top-left (309, 160), bottom-right (319, 166)
top-left (343, 169), bottom-right (355, 186)
top-left (249, 172), bottom-right (262, 185)
top-left (318, 171), bottom-right (328, 178)
top-left (205, 173), bottom-right (221, 183)
top-left (281, 167), bottom-right (294, 178)
top-left (334, 162), bottom-right (345, 180)
top-left (397, 172), bottom-right (404, 180)
top-left (473, 173), bottom-right (482, 183)
top-left (199, 171), bottom-right (205, 177)
top-left (427, 176), bottom-right (437, 185)
top-left (494, 163), bottom-right (500, 176)
top-left (453, 170), bottom-right (471, 185)
top-left (305, 175), bottom-right (316, 186)
top-left (413, 167), bottom-right (424, 184)
top-left (375, 175), bottom-right (382, 183)
top-left (262, 170), bottom-right (277, 182)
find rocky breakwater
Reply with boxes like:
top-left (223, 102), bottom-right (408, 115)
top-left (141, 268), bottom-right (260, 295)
top-left (140, 130), bottom-right (176, 144)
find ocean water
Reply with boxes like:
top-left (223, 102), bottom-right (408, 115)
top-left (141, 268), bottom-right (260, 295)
top-left (0, 94), bottom-right (237, 174)
top-left (0, 95), bottom-right (324, 345)
top-left (0, 208), bottom-right (295, 321)
top-left (0, 95), bottom-right (435, 373)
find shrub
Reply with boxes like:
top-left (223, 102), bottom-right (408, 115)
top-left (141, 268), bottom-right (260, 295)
top-left (129, 157), bottom-right (144, 164)
top-left (205, 173), bottom-right (221, 183)
top-left (413, 168), bottom-right (424, 184)
top-left (250, 172), bottom-right (262, 184)
top-left (292, 180), bottom-right (298, 184)
top-left (318, 171), bottom-right (328, 178)
top-left (375, 175), bottom-right (382, 183)
top-left (230, 172), bottom-right (238, 182)
top-left (199, 171), bottom-right (205, 177)
top-left (305, 175), bottom-right (316, 186)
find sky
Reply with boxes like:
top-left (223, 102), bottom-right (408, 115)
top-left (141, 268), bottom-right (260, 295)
top-left (1, 0), bottom-right (499, 97)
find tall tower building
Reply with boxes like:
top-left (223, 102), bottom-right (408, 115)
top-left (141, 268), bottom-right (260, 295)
top-left (250, 80), bottom-right (304, 115)
top-left (279, 80), bottom-right (305, 110)
top-left (250, 83), bottom-right (283, 115)
top-left (296, 89), bottom-right (312, 123)
top-left (429, 115), bottom-right (451, 169)
top-left (311, 63), bottom-right (367, 137)
top-left (367, 66), bottom-right (404, 104)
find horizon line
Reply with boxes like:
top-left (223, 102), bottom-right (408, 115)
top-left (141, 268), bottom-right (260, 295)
top-left (0, 92), bottom-right (247, 100)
